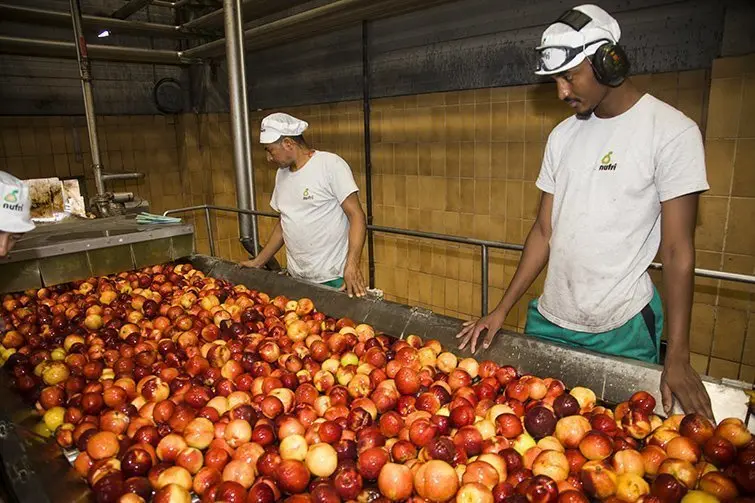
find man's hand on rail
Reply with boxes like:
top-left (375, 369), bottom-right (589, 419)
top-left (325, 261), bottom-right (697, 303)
top-left (456, 308), bottom-right (507, 354)
top-left (341, 260), bottom-right (367, 298)
top-left (240, 258), bottom-right (263, 269)
top-left (661, 357), bottom-right (715, 422)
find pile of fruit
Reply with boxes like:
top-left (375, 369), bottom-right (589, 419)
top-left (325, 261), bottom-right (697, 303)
top-left (0, 262), bottom-right (753, 503)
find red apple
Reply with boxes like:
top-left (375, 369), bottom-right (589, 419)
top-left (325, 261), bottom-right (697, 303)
top-left (532, 450), bottom-right (569, 483)
top-left (413, 460), bottom-right (459, 502)
top-left (377, 462), bottom-right (414, 501)
top-left (579, 431), bottom-right (613, 461)
top-left (698, 471), bottom-right (738, 501)
top-left (658, 459), bottom-right (698, 489)
top-left (702, 436), bottom-right (736, 467)
top-left (580, 460), bottom-right (617, 500)
top-left (666, 437), bottom-right (701, 464)
top-left (615, 473), bottom-right (650, 502)
top-left (555, 416), bottom-right (591, 449)
top-left (650, 473), bottom-right (687, 503)
top-left (679, 414), bottom-right (715, 446)
top-left (522, 474), bottom-right (559, 503)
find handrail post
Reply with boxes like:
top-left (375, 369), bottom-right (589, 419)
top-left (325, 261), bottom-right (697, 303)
top-left (204, 207), bottom-right (216, 257)
top-left (481, 244), bottom-right (489, 318)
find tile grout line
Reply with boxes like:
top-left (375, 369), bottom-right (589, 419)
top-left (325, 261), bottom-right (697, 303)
top-left (706, 74), bottom-right (745, 378)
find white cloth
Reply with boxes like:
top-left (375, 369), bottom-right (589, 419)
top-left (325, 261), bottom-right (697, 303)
top-left (535, 94), bottom-right (709, 333)
top-left (271, 151), bottom-right (359, 283)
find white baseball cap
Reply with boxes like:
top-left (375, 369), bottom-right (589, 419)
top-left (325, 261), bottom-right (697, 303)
top-left (535, 4), bottom-right (621, 76)
top-left (0, 171), bottom-right (35, 233)
top-left (259, 113), bottom-right (309, 144)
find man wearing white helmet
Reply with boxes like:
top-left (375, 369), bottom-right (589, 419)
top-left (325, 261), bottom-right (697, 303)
top-left (0, 171), bottom-right (35, 258)
top-left (458, 5), bottom-right (713, 418)
top-left (241, 113), bottom-right (367, 298)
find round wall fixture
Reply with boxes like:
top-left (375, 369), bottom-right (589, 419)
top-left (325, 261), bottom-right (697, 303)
top-left (153, 77), bottom-right (184, 114)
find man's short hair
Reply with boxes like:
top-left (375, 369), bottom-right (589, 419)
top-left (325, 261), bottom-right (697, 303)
top-left (279, 135), bottom-right (309, 147)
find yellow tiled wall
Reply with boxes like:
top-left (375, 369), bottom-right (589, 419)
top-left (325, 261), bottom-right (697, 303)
top-left (245, 59), bottom-right (753, 382)
top-left (688, 55), bottom-right (755, 382)
top-left (0, 114), bottom-right (185, 214)
top-left (0, 54), bottom-right (752, 382)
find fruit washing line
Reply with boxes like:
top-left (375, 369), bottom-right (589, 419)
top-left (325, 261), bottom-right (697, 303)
top-left (0, 216), bottom-right (751, 502)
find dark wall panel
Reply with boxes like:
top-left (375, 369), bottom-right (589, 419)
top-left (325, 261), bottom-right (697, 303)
top-left (2, 0), bottom-right (752, 115)
top-left (219, 0), bottom-right (730, 112)
top-left (0, 0), bottom-right (185, 116)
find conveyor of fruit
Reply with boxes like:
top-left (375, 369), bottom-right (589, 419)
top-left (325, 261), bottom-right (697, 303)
top-left (0, 215), bottom-right (194, 294)
top-left (0, 254), bottom-right (751, 503)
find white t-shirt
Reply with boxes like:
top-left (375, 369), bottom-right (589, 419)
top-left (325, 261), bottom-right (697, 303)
top-left (270, 151), bottom-right (359, 283)
top-left (535, 94), bottom-right (709, 333)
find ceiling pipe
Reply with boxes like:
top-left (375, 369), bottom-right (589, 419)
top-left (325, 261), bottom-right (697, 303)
top-left (153, 0), bottom-right (191, 7)
top-left (181, 0), bottom-right (306, 30)
top-left (111, 0), bottom-right (154, 19)
top-left (182, 0), bottom-right (455, 58)
top-left (0, 4), bottom-right (213, 39)
top-left (0, 35), bottom-right (196, 65)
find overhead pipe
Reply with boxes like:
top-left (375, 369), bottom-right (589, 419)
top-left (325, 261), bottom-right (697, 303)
top-left (184, 0), bottom-right (363, 57)
top-left (101, 172), bottom-right (145, 181)
top-left (181, 0), bottom-right (304, 30)
top-left (224, 0), bottom-right (259, 255)
top-left (182, 0), bottom-right (455, 59)
top-left (0, 4), bottom-right (212, 39)
top-left (153, 0), bottom-right (191, 7)
top-left (69, 0), bottom-right (106, 210)
top-left (111, 0), bottom-right (154, 19)
top-left (0, 36), bottom-right (196, 65)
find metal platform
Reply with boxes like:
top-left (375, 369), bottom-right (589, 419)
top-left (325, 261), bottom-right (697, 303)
top-left (0, 216), bottom-right (194, 293)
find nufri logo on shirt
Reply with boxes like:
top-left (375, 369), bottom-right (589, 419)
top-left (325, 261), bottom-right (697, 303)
top-left (302, 188), bottom-right (314, 200)
top-left (598, 151), bottom-right (617, 171)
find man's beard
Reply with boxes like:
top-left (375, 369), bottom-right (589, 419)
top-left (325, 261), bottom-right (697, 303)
top-left (565, 98), bottom-right (594, 120)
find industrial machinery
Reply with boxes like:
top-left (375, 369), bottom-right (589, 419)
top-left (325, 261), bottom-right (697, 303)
top-left (0, 239), bottom-right (752, 501)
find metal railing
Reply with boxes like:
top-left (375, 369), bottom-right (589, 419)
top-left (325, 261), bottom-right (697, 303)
top-left (163, 204), bottom-right (755, 317)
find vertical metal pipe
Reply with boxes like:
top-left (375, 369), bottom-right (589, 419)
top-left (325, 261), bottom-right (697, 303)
top-left (205, 207), bottom-right (216, 257)
top-left (481, 245), bottom-right (489, 318)
top-left (362, 20), bottom-right (376, 289)
top-left (70, 0), bottom-right (105, 198)
top-left (224, 0), bottom-right (259, 254)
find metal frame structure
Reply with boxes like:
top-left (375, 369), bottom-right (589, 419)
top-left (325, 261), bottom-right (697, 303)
top-left (163, 204), bottom-right (755, 319)
top-left (224, 0), bottom-right (260, 255)
top-left (0, 4), bottom-right (211, 39)
top-left (0, 0), bottom-right (455, 64)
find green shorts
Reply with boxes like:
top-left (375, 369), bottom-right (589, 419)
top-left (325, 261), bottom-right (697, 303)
top-left (524, 288), bottom-right (663, 364)
top-left (321, 277), bottom-right (344, 289)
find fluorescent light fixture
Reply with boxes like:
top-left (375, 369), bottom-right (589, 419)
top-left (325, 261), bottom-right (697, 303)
top-left (97, 30), bottom-right (111, 38)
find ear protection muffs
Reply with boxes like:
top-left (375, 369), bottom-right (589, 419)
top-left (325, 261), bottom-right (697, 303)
top-left (555, 9), bottom-right (630, 87)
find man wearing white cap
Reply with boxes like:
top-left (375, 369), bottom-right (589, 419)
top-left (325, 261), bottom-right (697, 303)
top-left (0, 171), bottom-right (35, 258)
top-left (459, 5), bottom-right (713, 418)
top-left (241, 112), bottom-right (367, 298)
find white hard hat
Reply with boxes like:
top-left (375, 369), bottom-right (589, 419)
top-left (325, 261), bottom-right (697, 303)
top-left (0, 171), bottom-right (35, 233)
top-left (535, 4), bottom-right (621, 75)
